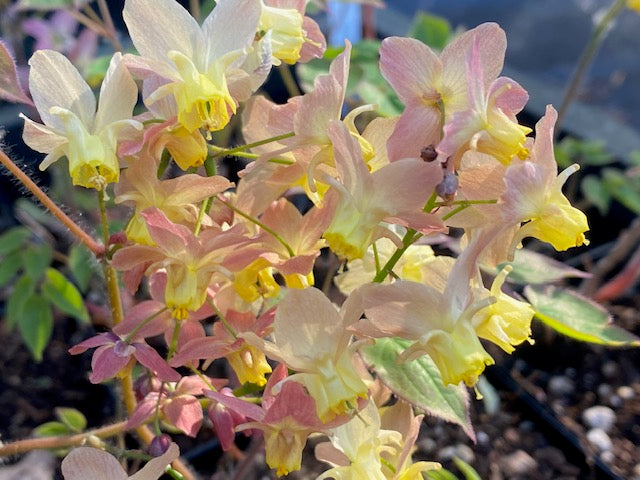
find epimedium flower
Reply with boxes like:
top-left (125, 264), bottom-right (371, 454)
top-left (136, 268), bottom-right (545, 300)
top-left (69, 332), bottom-right (180, 384)
top-left (123, 0), bottom-right (263, 133)
top-left (472, 265), bottom-right (535, 354)
top-left (257, 0), bottom-right (326, 65)
top-left (321, 120), bottom-right (444, 261)
top-left (111, 208), bottom-right (250, 319)
top-left (242, 287), bottom-right (369, 422)
top-left (61, 442), bottom-right (179, 480)
top-left (21, 50), bottom-right (141, 189)
top-left (501, 105), bottom-right (589, 253)
top-left (334, 236), bottom-right (436, 295)
top-left (114, 151), bottom-right (233, 245)
top-left (437, 36), bottom-right (532, 165)
top-left (169, 308), bottom-right (275, 387)
top-left (206, 364), bottom-right (336, 477)
top-left (346, 230), bottom-right (499, 387)
top-left (379, 23), bottom-right (507, 161)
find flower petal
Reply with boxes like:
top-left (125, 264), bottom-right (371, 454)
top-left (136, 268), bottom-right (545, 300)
top-left (124, 0), bottom-right (200, 61)
top-left (28, 49), bottom-right (95, 129)
top-left (61, 447), bottom-right (127, 480)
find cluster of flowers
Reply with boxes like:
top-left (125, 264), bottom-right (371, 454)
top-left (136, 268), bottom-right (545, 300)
top-left (21, 0), bottom-right (590, 477)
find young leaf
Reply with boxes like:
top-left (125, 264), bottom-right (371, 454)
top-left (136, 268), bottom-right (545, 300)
top-left (22, 243), bottom-right (53, 279)
top-left (408, 12), bottom-right (452, 50)
top-left (33, 421), bottom-right (72, 437)
top-left (68, 244), bottom-right (94, 292)
top-left (426, 468), bottom-right (459, 480)
top-left (496, 248), bottom-right (591, 285)
top-left (0, 250), bottom-right (23, 287)
top-left (6, 274), bottom-right (36, 330)
top-left (0, 41), bottom-right (32, 105)
top-left (55, 407), bottom-right (87, 433)
top-left (361, 337), bottom-right (474, 440)
top-left (0, 226), bottom-right (30, 256)
top-left (41, 268), bottom-right (90, 323)
top-left (17, 294), bottom-right (54, 362)
top-left (15, 0), bottom-right (78, 11)
top-left (452, 456), bottom-right (482, 480)
top-left (525, 285), bottom-right (640, 347)
top-left (581, 174), bottom-right (611, 215)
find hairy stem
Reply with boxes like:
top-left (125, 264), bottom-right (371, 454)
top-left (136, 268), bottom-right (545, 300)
top-left (0, 149), bottom-right (104, 256)
top-left (0, 421), bottom-right (127, 457)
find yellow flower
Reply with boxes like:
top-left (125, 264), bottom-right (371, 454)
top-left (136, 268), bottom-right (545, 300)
top-left (502, 105), bottom-right (589, 253)
top-left (473, 265), bottom-right (534, 353)
top-left (123, 0), bottom-right (262, 133)
top-left (21, 51), bottom-right (141, 190)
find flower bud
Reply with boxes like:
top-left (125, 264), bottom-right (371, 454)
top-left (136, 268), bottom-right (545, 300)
top-left (149, 433), bottom-right (173, 457)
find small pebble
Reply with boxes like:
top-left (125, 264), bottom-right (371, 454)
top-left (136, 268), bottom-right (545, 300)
top-left (601, 361), bottom-right (619, 379)
top-left (582, 406), bottom-right (616, 432)
top-left (617, 385), bottom-right (634, 400)
top-left (586, 428), bottom-right (613, 452)
top-left (476, 430), bottom-right (490, 446)
top-left (499, 450), bottom-right (537, 476)
top-left (609, 395), bottom-right (623, 408)
top-left (548, 375), bottom-right (574, 396)
top-left (438, 444), bottom-right (475, 464)
top-left (418, 437), bottom-right (437, 454)
top-left (518, 420), bottom-right (535, 432)
top-left (601, 451), bottom-right (615, 463)
top-left (597, 383), bottom-right (612, 400)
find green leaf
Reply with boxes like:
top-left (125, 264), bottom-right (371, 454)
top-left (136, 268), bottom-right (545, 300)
top-left (408, 12), bottom-right (452, 50)
top-left (5, 274), bottom-right (36, 330)
top-left (581, 174), bottom-right (611, 215)
top-left (21, 243), bottom-right (53, 279)
top-left (17, 294), bottom-right (54, 362)
top-left (33, 421), bottom-right (71, 437)
top-left (55, 407), bottom-right (87, 433)
top-left (496, 248), bottom-right (590, 285)
top-left (84, 54), bottom-right (114, 88)
top-left (361, 338), bottom-right (473, 439)
top-left (68, 245), bottom-right (94, 293)
top-left (452, 457), bottom-right (482, 480)
top-left (356, 80), bottom-right (403, 116)
top-left (41, 268), bottom-right (90, 323)
top-left (426, 468), bottom-right (459, 480)
top-left (525, 285), bottom-right (640, 347)
top-left (0, 250), bottom-right (23, 287)
top-left (0, 226), bottom-right (30, 256)
top-left (602, 168), bottom-right (640, 214)
top-left (15, 0), bottom-right (83, 11)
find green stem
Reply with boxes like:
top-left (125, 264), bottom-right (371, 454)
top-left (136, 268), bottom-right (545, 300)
top-left (207, 298), bottom-right (238, 339)
top-left (556, 0), bottom-right (627, 136)
top-left (208, 132), bottom-right (295, 158)
top-left (278, 64), bottom-right (302, 97)
top-left (215, 196), bottom-right (295, 257)
top-left (124, 307), bottom-right (169, 343)
top-left (372, 229), bottom-right (421, 283)
top-left (188, 366), bottom-right (218, 391)
top-left (194, 157), bottom-right (217, 236)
